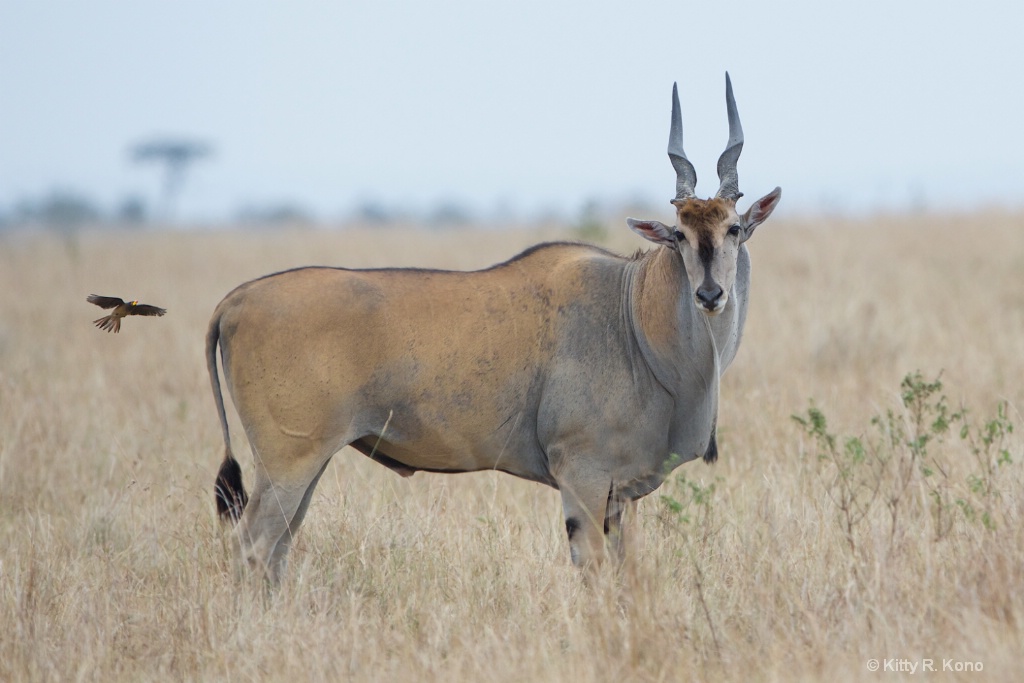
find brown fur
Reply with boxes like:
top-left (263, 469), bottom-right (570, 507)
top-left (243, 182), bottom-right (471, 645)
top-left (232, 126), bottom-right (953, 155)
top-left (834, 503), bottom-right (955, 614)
top-left (673, 197), bottom-right (734, 242)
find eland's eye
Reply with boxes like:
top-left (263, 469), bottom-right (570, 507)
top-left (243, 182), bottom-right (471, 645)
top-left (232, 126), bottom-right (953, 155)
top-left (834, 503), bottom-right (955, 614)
top-left (727, 224), bottom-right (741, 237)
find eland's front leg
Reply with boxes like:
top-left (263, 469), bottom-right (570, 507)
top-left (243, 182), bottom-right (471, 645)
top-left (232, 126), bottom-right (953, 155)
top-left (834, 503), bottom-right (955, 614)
top-left (604, 495), bottom-right (638, 570)
top-left (558, 473), bottom-right (613, 575)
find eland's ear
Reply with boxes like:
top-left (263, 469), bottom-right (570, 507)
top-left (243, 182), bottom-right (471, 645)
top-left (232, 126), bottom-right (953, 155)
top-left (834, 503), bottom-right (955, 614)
top-left (739, 187), bottom-right (781, 241)
top-left (627, 218), bottom-right (677, 247)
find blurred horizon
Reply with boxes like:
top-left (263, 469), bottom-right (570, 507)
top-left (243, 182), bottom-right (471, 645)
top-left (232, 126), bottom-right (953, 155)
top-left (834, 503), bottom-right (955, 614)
top-left (3, 1), bottom-right (1024, 227)
top-left (6, 184), bottom-right (1024, 236)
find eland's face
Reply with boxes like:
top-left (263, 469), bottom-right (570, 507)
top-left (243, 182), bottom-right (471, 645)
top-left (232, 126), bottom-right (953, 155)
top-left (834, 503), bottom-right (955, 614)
top-left (673, 197), bottom-right (742, 316)
top-left (627, 187), bottom-right (781, 316)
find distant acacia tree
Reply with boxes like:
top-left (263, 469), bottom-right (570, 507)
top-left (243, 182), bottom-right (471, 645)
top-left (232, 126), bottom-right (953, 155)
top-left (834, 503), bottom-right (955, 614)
top-left (131, 138), bottom-right (212, 221)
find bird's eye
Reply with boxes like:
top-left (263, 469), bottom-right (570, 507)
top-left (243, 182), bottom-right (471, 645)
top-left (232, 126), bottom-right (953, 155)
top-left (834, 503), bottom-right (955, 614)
top-left (728, 225), bottom-right (741, 237)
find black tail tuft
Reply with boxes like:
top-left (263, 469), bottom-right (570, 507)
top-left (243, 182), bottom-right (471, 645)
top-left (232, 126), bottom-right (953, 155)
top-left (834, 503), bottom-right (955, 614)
top-left (214, 454), bottom-right (248, 523)
top-left (702, 423), bottom-right (718, 464)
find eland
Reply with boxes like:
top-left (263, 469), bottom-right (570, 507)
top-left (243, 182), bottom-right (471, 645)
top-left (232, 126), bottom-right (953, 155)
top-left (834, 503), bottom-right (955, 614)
top-left (208, 73), bottom-right (780, 583)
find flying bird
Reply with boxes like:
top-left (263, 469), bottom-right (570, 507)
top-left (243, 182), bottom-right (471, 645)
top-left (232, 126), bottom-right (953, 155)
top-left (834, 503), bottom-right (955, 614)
top-left (87, 294), bottom-right (166, 333)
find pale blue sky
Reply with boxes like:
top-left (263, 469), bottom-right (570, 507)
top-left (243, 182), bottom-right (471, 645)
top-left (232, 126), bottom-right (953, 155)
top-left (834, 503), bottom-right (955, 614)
top-left (2, 1), bottom-right (1022, 221)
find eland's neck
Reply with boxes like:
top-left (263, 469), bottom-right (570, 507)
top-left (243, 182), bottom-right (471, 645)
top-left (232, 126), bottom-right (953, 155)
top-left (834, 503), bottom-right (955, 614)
top-left (626, 245), bottom-right (750, 462)
top-left (628, 247), bottom-right (735, 394)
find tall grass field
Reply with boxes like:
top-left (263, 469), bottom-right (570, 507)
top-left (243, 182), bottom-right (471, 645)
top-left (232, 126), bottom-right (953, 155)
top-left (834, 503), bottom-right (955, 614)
top-left (1, 212), bottom-right (1022, 681)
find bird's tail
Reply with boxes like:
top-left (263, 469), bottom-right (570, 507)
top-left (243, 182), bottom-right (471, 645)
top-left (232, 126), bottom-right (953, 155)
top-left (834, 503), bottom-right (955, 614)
top-left (93, 315), bottom-right (120, 333)
top-left (207, 309), bottom-right (247, 523)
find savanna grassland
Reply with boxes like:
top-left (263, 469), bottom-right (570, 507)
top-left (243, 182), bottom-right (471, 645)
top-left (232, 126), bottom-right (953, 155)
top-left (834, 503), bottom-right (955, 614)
top-left (1, 212), bottom-right (1022, 682)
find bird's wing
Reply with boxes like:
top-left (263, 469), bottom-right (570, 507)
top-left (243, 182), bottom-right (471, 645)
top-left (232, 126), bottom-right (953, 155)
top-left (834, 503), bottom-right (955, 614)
top-left (87, 294), bottom-right (125, 309)
top-left (131, 304), bottom-right (167, 317)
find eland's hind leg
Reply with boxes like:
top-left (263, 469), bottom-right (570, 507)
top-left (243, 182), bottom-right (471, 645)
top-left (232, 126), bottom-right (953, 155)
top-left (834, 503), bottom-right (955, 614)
top-left (233, 438), bottom-right (333, 585)
top-left (264, 458), bottom-right (332, 580)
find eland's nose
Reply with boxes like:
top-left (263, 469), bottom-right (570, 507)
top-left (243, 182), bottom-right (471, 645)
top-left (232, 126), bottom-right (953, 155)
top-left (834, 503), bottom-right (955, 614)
top-left (695, 285), bottom-right (724, 310)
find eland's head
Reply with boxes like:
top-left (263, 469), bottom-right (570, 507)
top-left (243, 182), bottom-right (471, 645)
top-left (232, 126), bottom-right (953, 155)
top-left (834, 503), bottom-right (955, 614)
top-left (628, 73), bottom-right (781, 316)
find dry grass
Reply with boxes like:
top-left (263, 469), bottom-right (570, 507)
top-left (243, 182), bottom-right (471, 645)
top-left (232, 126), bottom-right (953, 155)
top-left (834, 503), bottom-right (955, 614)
top-left (1, 212), bottom-right (1022, 681)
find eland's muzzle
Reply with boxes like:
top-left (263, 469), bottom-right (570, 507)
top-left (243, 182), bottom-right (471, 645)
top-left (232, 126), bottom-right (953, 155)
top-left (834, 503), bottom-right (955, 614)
top-left (695, 285), bottom-right (726, 313)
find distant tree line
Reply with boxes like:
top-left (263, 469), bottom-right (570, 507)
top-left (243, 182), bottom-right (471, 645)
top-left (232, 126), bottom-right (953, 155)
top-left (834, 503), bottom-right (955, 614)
top-left (0, 189), bottom-right (657, 234)
top-left (0, 134), bottom-right (664, 232)
top-left (0, 190), bottom-right (317, 231)
top-left (0, 190), bottom-right (147, 231)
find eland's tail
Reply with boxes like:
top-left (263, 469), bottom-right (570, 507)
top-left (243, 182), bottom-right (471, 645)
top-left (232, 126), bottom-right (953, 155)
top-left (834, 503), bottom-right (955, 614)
top-left (207, 309), bottom-right (248, 523)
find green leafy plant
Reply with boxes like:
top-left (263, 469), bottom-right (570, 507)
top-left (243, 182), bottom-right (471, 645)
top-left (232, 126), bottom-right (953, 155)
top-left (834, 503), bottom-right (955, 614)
top-left (659, 472), bottom-right (719, 530)
top-left (794, 372), bottom-right (1019, 555)
top-left (657, 469), bottom-right (723, 656)
top-left (793, 403), bottom-right (881, 554)
top-left (957, 400), bottom-right (1015, 531)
